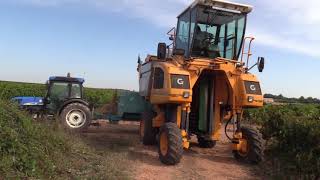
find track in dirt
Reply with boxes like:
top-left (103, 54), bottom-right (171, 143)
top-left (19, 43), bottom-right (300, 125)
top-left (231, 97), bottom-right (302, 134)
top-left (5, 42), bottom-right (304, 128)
top-left (82, 121), bottom-right (261, 180)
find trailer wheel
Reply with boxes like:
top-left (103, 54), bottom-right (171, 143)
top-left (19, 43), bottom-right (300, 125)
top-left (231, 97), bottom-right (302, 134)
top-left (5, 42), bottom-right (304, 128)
top-left (60, 103), bottom-right (92, 132)
top-left (140, 111), bottom-right (157, 145)
top-left (233, 126), bottom-right (264, 164)
top-left (158, 122), bottom-right (183, 165)
top-left (197, 136), bottom-right (216, 148)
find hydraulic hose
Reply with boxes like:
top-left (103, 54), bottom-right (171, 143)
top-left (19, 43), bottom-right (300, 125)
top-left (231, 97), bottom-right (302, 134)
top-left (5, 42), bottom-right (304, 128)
top-left (225, 115), bottom-right (233, 141)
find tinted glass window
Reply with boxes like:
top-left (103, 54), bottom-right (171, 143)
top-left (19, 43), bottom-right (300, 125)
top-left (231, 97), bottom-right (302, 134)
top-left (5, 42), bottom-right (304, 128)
top-left (50, 82), bottom-right (69, 100)
top-left (189, 8), bottom-right (197, 51)
top-left (236, 17), bottom-right (245, 58)
top-left (226, 20), bottom-right (236, 59)
top-left (153, 68), bottom-right (164, 89)
top-left (176, 10), bottom-right (190, 56)
top-left (190, 6), bottom-right (246, 60)
top-left (71, 84), bottom-right (81, 98)
top-left (218, 24), bottom-right (226, 57)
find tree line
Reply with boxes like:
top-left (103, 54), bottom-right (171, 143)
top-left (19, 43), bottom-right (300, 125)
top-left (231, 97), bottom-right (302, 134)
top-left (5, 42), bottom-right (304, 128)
top-left (264, 94), bottom-right (320, 104)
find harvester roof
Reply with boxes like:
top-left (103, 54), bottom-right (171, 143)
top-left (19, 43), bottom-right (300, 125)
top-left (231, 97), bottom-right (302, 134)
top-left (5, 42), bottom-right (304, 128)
top-left (179, 0), bottom-right (253, 17)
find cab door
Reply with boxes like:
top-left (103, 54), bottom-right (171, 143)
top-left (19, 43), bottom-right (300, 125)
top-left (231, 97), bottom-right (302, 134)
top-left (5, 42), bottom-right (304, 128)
top-left (139, 62), bottom-right (153, 98)
top-left (46, 82), bottom-right (69, 114)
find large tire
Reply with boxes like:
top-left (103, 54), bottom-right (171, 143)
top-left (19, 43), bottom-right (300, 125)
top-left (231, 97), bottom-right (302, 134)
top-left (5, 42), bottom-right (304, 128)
top-left (60, 103), bottom-right (92, 132)
top-left (233, 126), bottom-right (264, 164)
top-left (197, 136), bottom-right (216, 148)
top-left (140, 111), bottom-right (157, 145)
top-left (158, 122), bottom-right (183, 165)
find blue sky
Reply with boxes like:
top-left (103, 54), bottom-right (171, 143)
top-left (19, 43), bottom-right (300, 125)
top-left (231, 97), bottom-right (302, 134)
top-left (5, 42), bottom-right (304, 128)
top-left (0, 0), bottom-right (319, 98)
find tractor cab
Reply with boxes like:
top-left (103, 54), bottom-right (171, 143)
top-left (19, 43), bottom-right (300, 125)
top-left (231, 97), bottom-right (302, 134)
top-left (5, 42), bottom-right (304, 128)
top-left (173, 0), bottom-right (252, 60)
top-left (45, 76), bottom-right (85, 114)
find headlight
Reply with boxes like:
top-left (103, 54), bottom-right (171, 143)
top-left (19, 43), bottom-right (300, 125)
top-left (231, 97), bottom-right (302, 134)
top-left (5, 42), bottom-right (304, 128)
top-left (248, 96), bottom-right (254, 103)
top-left (183, 92), bottom-right (190, 98)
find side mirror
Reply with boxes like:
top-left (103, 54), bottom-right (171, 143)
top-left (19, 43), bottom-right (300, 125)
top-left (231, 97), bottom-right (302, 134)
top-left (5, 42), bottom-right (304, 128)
top-left (258, 57), bottom-right (265, 72)
top-left (157, 43), bottom-right (167, 60)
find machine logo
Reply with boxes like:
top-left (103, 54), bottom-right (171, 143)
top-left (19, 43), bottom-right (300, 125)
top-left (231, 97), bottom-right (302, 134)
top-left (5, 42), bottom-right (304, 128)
top-left (177, 78), bottom-right (184, 85)
top-left (244, 81), bottom-right (262, 95)
top-left (250, 85), bottom-right (256, 91)
top-left (171, 75), bottom-right (190, 89)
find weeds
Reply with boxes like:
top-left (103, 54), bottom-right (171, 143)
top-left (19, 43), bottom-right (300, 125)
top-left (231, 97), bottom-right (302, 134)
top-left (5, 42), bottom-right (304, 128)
top-left (244, 104), bottom-right (320, 178)
top-left (0, 99), bottom-right (128, 179)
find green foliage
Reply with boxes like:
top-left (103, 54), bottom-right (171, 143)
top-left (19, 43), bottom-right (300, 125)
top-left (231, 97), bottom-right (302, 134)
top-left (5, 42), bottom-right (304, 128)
top-left (0, 81), bottom-right (114, 108)
top-left (84, 88), bottom-right (115, 108)
top-left (244, 104), bottom-right (320, 178)
top-left (0, 99), bottom-right (70, 178)
top-left (0, 81), bottom-right (45, 99)
top-left (0, 99), bottom-right (129, 179)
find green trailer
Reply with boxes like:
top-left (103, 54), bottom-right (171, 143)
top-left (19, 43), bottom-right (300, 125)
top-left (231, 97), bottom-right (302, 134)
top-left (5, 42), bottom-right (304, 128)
top-left (95, 90), bottom-right (152, 122)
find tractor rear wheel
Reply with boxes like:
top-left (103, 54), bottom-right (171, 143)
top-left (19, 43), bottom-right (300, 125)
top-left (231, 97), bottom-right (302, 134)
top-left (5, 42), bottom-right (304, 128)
top-left (140, 111), bottom-right (157, 145)
top-left (60, 103), bottom-right (92, 132)
top-left (197, 136), bottom-right (216, 148)
top-left (233, 126), bottom-right (264, 164)
top-left (158, 122), bottom-right (183, 165)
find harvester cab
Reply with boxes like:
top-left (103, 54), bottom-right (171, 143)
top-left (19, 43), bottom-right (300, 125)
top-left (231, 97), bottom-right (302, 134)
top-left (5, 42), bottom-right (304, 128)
top-left (138, 0), bottom-right (265, 165)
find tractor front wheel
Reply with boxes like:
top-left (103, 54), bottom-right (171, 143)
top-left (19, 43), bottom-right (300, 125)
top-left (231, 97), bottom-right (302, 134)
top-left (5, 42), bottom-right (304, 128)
top-left (60, 103), bottom-right (92, 132)
top-left (158, 122), bottom-right (183, 165)
top-left (233, 126), bottom-right (264, 164)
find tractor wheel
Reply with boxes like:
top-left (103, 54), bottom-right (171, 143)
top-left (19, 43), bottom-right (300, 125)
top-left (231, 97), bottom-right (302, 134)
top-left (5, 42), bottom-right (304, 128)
top-left (140, 111), bottom-right (157, 145)
top-left (158, 122), bottom-right (183, 165)
top-left (60, 103), bottom-right (92, 132)
top-left (197, 136), bottom-right (216, 148)
top-left (233, 126), bottom-right (264, 164)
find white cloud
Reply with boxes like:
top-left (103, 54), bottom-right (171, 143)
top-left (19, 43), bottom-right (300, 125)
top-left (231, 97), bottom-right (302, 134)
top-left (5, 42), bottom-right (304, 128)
top-left (7, 0), bottom-right (320, 58)
top-left (248, 29), bottom-right (320, 58)
top-left (12, 0), bottom-right (190, 27)
top-left (233, 0), bottom-right (320, 58)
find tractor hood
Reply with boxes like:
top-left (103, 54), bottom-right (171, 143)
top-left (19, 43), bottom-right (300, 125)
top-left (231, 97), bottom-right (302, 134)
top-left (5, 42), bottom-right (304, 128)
top-left (12, 97), bottom-right (44, 106)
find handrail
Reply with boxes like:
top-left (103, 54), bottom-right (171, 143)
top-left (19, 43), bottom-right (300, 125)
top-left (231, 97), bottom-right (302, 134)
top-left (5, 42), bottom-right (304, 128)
top-left (167, 27), bottom-right (176, 38)
top-left (240, 37), bottom-right (255, 68)
top-left (166, 27), bottom-right (176, 57)
top-left (167, 27), bottom-right (176, 47)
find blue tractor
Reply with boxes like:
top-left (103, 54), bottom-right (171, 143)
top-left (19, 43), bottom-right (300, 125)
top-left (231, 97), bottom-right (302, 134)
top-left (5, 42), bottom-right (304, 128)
top-left (13, 74), bottom-right (92, 132)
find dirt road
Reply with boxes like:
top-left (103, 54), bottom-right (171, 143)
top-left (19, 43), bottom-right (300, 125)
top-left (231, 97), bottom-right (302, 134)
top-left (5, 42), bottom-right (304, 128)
top-left (82, 121), bottom-right (262, 180)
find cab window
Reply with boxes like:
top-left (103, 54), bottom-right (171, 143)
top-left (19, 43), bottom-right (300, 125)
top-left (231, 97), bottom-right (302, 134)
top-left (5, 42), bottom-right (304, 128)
top-left (175, 10), bottom-right (191, 56)
top-left (71, 83), bottom-right (82, 98)
top-left (50, 82), bottom-right (69, 100)
top-left (153, 68), bottom-right (164, 89)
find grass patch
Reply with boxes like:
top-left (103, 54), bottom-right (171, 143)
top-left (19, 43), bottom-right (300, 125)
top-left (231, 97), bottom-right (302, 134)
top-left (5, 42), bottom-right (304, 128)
top-left (0, 99), bottom-right (129, 179)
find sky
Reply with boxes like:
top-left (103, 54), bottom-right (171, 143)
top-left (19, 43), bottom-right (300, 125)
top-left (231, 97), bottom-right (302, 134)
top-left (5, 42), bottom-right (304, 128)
top-left (0, 0), bottom-right (319, 98)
